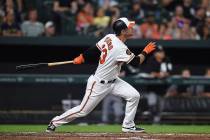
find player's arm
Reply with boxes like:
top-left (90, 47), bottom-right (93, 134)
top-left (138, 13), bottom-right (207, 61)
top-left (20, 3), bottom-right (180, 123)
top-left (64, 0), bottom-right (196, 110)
top-left (129, 42), bottom-right (156, 66)
top-left (73, 46), bottom-right (101, 64)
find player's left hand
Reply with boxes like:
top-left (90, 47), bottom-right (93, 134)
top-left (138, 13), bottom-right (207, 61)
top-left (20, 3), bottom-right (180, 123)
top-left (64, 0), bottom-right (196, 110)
top-left (73, 54), bottom-right (85, 64)
top-left (143, 42), bottom-right (156, 54)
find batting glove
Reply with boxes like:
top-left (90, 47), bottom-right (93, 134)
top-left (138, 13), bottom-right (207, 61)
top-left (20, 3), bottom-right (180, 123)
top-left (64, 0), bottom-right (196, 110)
top-left (73, 54), bottom-right (85, 64)
top-left (143, 42), bottom-right (156, 54)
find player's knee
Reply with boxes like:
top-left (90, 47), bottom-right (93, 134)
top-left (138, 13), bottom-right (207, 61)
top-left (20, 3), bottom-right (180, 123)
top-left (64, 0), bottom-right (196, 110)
top-left (78, 111), bottom-right (89, 117)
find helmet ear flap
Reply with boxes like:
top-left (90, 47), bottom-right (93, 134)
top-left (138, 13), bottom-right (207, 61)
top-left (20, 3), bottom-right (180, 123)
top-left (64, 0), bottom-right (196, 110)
top-left (121, 29), bottom-right (126, 35)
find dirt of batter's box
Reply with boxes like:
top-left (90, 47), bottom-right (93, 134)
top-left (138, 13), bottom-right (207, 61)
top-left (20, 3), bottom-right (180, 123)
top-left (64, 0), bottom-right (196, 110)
top-left (0, 133), bottom-right (210, 140)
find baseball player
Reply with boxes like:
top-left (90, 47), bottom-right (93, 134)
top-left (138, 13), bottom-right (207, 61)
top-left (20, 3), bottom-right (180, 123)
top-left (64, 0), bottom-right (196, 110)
top-left (46, 17), bottom-right (156, 133)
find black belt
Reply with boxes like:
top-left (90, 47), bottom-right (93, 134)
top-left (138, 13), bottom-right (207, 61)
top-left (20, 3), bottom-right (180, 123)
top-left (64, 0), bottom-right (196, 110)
top-left (100, 79), bottom-right (116, 84)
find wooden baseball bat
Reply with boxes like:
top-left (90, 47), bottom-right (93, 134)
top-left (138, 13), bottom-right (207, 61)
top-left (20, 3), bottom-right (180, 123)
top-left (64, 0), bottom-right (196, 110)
top-left (16, 60), bottom-right (74, 71)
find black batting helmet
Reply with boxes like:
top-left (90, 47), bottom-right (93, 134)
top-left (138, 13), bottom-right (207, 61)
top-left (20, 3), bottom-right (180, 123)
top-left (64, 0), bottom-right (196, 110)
top-left (112, 17), bottom-right (135, 36)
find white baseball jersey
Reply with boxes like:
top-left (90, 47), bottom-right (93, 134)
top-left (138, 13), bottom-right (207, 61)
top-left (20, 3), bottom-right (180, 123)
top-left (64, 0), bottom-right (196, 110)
top-left (95, 34), bottom-right (135, 80)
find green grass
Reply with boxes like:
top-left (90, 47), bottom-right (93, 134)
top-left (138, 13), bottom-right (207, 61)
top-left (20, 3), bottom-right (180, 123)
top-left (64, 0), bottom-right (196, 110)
top-left (0, 124), bottom-right (210, 134)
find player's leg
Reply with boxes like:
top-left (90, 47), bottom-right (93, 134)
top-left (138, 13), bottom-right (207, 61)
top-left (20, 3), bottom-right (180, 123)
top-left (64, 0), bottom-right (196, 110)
top-left (46, 75), bottom-right (111, 132)
top-left (111, 78), bottom-right (144, 132)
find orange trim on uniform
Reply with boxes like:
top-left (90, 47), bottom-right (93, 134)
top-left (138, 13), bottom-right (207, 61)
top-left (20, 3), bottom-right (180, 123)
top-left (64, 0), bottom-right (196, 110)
top-left (126, 53), bottom-right (135, 64)
top-left (96, 43), bottom-right (102, 51)
top-left (128, 21), bottom-right (135, 29)
top-left (52, 81), bottom-right (96, 123)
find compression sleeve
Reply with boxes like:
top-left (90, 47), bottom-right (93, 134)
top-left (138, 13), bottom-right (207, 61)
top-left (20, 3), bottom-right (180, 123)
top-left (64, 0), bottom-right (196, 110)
top-left (129, 56), bottom-right (140, 67)
top-left (129, 51), bottom-right (148, 66)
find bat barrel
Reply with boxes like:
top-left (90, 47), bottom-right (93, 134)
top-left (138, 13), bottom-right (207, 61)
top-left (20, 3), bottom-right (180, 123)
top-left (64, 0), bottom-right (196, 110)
top-left (16, 61), bottom-right (73, 71)
top-left (16, 63), bottom-right (48, 71)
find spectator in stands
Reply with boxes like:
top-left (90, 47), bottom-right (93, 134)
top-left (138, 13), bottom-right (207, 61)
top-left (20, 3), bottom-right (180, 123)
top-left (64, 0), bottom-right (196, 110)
top-left (166, 68), bottom-right (203, 97)
top-left (76, 2), bottom-right (94, 34)
top-left (53, 0), bottom-right (71, 13)
top-left (166, 18), bottom-right (181, 39)
top-left (96, 1), bottom-right (121, 36)
top-left (191, 7), bottom-right (206, 33)
top-left (93, 7), bottom-right (110, 37)
top-left (153, 22), bottom-right (172, 40)
top-left (140, 0), bottom-right (158, 12)
top-left (53, 0), bottom-right (82, 34)
top-left (206, 6), bottom-right (210, 18)
top-left (53, 0), bottom-right (71, 34)
top-left (1, 10), bottom-right (21, 36)
top-left (199, 68), bottom-right (210, 97)
top-left (95, 12), bottom-right (119, 37)
top-left (166, 69), bottom-right (190, 97)
top-left (160, 0), bottom-right (180, 20)
top-left (97, 0), bottom-right (110, 9)
top-left (84, 1), bottom-right (120, 36)
top-left (140, 11), bottom-right (158, 39)
top-left (203, 26), bottom-right (210, 40)
top-left (129, 1), bottom-right (145, 24)
top-left (199, 17), bottom-right (210, 40)
top-left (200, 0), bottom-right (210, 9)
top-left (3, 0), bottom-right (22, 23)
top-left (93, 7), bottom-right (110, 28)
top-left (191, 27), bottom-right (201, 40)
top-left (179, 22), bottom-right (197, 40)
top-left (4, 0), bottom-right (23, 13)
top-left (0, 4), bottom-right (5, 31)
top-left (171, 5), bottom-right (190, 29)
top-left (193, 7), bottom-right (206, 26)
top-left (16, 0), bottom-right (23, 13)
top-left (53, 0), bottom-right (85, 14)
top-left (21, 8), bottom-right (44, 37)
top-left (131, 24), bottom-right (143, 39)
top-left (126, 2), bottom-right (143, 39)
top-left (106, 1), bottom-right (120, 20)
top-left (44, 21), bottom-right (56, 37)
top-left (167, 5), bottom-right (198, 40)
top-left (181, 0), bottom-right (196, 20)
top-left (98, 0), bottom-right (119, 10)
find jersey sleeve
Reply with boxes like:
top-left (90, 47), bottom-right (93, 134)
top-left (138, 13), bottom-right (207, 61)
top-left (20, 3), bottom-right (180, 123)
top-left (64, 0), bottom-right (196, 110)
top-left (116, 47), bottom-right (135, 64)
top-left (96, 37), bottom-right (104, 51)
top-left (96, 43), bottom-right (102, 51)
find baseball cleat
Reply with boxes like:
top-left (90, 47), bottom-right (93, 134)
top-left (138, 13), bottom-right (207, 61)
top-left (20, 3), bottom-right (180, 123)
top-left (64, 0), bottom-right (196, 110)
top-left (122, 126), bottom-right (145, 133)
top-left (46, 122), bottom-right (56, 133)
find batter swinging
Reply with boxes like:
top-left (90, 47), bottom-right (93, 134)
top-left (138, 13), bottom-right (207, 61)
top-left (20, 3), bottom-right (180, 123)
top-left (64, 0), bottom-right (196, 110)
top-left (46, 17), bottom-right (156, 133)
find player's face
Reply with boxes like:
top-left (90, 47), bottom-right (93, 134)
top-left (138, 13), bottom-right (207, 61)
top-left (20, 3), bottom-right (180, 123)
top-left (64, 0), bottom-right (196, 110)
top-left (125, 27), bottom-right (134, 38)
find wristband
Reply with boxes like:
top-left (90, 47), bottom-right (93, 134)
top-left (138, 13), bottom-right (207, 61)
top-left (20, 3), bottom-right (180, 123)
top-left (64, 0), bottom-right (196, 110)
top-left (141, 51), bottom-right (148, 57)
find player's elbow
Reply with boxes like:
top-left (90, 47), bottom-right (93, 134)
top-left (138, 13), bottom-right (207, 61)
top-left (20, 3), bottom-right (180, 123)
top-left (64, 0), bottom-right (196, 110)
top-left (129, 56), bottom-right (140, 67)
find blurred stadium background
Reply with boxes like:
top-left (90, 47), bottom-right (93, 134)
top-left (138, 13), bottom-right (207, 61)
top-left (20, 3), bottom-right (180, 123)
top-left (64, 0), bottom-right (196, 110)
top-left (0, 0), bottom-right (210, 126)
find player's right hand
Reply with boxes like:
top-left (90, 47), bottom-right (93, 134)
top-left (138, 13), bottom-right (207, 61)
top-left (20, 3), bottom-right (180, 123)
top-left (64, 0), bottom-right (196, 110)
top-left (73, 54), bottom-right (85, 64)
top-left (143, 42), bottom-right (156, 54)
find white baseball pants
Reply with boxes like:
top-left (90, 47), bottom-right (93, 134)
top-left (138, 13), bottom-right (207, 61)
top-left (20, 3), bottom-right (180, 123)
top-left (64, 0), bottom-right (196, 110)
top-left (51, 75), bottom-right (140, 128)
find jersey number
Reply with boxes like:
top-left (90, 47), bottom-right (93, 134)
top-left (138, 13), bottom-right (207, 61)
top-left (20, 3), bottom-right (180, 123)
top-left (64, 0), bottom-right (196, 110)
top-left (99, 37), bottom-right (113, 64)
top-left (99, 48), bottom-right (107, 64)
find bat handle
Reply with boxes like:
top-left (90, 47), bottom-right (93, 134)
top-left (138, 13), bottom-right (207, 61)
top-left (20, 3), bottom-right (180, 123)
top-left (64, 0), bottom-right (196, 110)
top-left (48, 60), bottom-right (74, 67)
